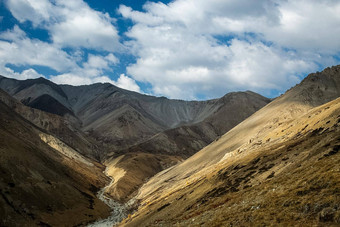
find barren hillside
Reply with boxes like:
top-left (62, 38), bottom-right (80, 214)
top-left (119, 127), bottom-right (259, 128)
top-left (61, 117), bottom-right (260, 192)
top-left (0, 92), bottom-right (111, 226)
top-left (119, 65), bottom-right (340, 226)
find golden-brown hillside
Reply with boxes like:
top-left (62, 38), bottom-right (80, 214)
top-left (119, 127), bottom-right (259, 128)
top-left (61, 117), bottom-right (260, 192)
top-left (119, 66), bottom-right (340, 226)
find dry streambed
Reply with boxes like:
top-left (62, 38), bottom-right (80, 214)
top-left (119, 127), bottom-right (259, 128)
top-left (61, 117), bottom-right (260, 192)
top-left (88, 168), bottom-right (127, 227)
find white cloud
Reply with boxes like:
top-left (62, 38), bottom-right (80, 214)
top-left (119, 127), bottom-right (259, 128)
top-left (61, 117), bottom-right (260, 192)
top-left (1, 0), bottom-right (125, 88)
top-left (0, 25), bottom-right (76, 72)
top-left (2, 0), bottom-right (340, 99)
top-left (265, 0), bottom-right (340, 53)
top-left (0, 66), bottom-right (45, 80)
top-left (114, 74), bottom-right (141, 92)
top-left (50, 73), bottom-right (141, 93)
top-left (0, 26), bottom-right (124, 87)
top-left (5, 0), bottom-right (53, 26)
top-left (5, 0), bottom-right (121, 51)
top-left (49, 73), bottom-right (93, 85)
top-left (119, 0), bottom-right (340, 99)
top-left (226, 40), bottom-right (314, 90)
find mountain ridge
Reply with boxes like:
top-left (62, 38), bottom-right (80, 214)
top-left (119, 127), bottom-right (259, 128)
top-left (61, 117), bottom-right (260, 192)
top-left (0, 75), bottom-right (270, 157)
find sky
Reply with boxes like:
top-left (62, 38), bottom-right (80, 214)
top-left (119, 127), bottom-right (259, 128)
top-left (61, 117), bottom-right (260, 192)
top-left (0, 0), bottom-right (340, 100)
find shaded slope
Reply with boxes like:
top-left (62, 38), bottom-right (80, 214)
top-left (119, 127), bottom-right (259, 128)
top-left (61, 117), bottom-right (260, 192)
top-left (126, 91), bottom-right (270, 157)
top-left (24, 94), bottom-right (74, 116)
top-left (0, 76), bottom-right (73, 116)
top-left (0, 99), bottom-right (111, 226)
top-left (0, 89), bottom-right (103, 160)
top-left (0, 77), bottom-right (271, 216)
top-left (61, 83), bottom-right (222, 151)
top-left (15, 77), bottom-right (68, 99)
top-left (120, 65), bottom-right (340, 226)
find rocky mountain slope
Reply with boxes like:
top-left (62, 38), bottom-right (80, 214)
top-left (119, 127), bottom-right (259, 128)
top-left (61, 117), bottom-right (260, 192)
top-left (0, 89), bottom-right (104, 160)
top-left (0, 75), bottom-right (270, 157)
top-left (0, 91), bottom-right (111, 226)
top-left (119, 65), bottom-right (340, 226)
top-left (126, 91), bottom-right (270, 157)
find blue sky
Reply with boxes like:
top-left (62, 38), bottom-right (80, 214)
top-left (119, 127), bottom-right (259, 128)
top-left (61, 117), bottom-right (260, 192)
top-left (0, 0), bottom-right (340, 100)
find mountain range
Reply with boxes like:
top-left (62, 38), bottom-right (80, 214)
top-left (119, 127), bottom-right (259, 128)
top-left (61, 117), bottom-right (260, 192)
top-left (0, 74), bottom-right (270, 225)
top-left (0, 75), bottom-right (270, 157)
top-left (0, 65), bottom-right (339, 226)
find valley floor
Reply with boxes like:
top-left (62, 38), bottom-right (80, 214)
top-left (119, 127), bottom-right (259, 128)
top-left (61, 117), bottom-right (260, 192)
top-left (88, 168), bottom-right (127, 227)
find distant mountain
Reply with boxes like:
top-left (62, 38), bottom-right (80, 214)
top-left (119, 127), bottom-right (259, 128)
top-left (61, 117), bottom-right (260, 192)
top-left (126, 91), bottom-right (270, 157)
top-left (0, 75), bottom-right (270, 158)
top-left (122, 65), bottom-right (340, 226)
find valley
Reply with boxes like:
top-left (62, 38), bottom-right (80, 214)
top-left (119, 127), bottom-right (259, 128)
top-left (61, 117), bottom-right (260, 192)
top-left (0, 65), bottom-right (339, 226)
top-left (0, 73), bottom-right (269, 226)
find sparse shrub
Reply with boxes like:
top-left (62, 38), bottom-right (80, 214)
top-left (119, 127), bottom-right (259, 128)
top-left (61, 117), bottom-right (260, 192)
top-left (318, 207), bottom-right (335, 222)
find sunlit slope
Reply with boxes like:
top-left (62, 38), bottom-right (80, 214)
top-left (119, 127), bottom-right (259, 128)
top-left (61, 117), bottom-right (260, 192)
top-left (103, 153), bottom-right (183, 203)
top-left (120, 65), bottom-right (340, 226)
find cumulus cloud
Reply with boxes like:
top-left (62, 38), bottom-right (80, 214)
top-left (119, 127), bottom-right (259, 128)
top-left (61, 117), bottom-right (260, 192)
top-left (120, 0), bottom-right (340, 99)
top-left (264, 0), bottom-right (340, 53)
top-left (46, 50), bottom-right (141, 92)
top-left (0, 25), bottom-right (140, 92)
top-left (5, 0), bottom-right (121, 51)
top-left (50, 73), bottom-right (141, 93)
top-left (0, 0), bottom-right (140, 91)
top-left (0, 67), bottom-right (45, 80)
top-left (1, 0), bottom-right (340, 99)
top-left (0, 25), bottom-right (76, 75)
top-left (114, 74), bottom-right (141, 92)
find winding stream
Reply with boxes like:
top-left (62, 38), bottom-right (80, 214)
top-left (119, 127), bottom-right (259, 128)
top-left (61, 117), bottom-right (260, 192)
top-left (88, 169), bottom-right (127, 227)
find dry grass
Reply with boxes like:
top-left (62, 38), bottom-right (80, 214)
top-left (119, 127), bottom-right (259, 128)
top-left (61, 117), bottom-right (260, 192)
top-left (119, 97), bottom-right (340, 227)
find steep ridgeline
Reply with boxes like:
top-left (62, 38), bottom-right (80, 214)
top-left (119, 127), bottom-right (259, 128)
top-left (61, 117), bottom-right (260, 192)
top-left (0, 90), bottom-right (111, 226)
top-left (120, 65), bottom-right (340, 226)
top-left (0, 75), bottom-right (270, 158)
